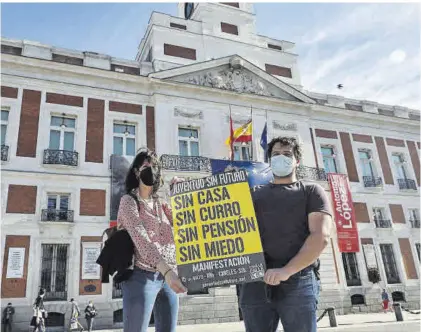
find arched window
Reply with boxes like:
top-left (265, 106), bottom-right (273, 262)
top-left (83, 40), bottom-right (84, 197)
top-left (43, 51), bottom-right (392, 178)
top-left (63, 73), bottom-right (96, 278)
top-left (392, 291), bottom-right (406, 302)
top-left (351, 294), bottom-right (365, 305)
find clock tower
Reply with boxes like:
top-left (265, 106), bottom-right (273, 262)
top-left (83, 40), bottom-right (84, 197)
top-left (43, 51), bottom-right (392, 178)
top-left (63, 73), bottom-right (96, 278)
top-left (137, 2), bottom-right (301, 87)
top-left (177, 3), bottom-right (257, 38)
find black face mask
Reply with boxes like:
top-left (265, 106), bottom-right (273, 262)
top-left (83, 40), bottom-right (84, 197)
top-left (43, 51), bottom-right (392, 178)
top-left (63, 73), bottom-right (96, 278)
top-left (140, 166), bottom-right (159, 187)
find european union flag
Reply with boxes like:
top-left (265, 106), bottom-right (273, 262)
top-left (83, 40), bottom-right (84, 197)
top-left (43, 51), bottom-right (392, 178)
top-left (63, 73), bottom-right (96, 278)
top-left (210, 159), bottom-right (273, 188)
top-left (260, 122), bottom-right (268, 162)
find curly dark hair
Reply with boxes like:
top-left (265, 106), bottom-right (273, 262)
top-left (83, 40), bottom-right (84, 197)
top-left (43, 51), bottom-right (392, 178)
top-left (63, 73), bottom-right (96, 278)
top-left (267, 136), bottom-right (303, 161)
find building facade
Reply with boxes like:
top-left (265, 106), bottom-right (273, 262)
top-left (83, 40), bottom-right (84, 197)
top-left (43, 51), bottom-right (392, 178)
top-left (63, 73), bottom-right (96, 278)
top-left (1, 2), bottom-right (420, 331)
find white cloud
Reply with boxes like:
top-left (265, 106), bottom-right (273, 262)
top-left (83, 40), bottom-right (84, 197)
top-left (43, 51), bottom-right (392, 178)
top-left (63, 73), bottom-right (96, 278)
top-left (298, 3), bottom-right (420, 109)
top-left (389, 50), bottom-right (407, 64)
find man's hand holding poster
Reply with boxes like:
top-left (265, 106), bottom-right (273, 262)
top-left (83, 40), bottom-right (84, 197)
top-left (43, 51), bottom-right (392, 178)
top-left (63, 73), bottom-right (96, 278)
top-left (170, 169), bottom-right (266, 291)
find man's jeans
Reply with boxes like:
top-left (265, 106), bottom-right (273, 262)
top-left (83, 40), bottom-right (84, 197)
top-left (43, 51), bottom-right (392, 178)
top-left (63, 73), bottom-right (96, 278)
top-left (122, 268), bottom-right (179, 332)
top-left (239, 267), bottom-right (318, 332)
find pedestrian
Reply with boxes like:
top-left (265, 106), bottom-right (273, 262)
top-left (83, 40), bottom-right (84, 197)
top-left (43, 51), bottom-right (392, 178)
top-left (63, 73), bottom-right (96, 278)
top-left (69, 299), bottom-right (83, 332)
top-left (31, 289), bottom-right (46, 332)
top-left (381, 289), bottom-right (392, 313)
top-left (117, 148), bottom-right (187, 332)
top-left (2, 303), bottom-right (14, 332)
top-left (239, 136), bottom-right (333, 332)
top-left (84, 301), bottom-right (97, 332)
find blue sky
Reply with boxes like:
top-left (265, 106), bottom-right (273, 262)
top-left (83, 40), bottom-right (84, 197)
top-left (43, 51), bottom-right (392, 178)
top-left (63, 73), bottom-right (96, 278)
top-left (2, 2), bottom-right (419, 109)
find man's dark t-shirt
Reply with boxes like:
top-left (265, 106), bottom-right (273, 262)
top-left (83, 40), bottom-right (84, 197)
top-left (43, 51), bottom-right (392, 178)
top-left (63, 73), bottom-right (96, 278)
top-left (252, 181), bottom-right (331, 269)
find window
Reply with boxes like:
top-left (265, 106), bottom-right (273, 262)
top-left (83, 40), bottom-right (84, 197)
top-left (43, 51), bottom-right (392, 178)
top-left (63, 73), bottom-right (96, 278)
top-left (1, 110), bottom-right (9, 146)
top-left (321, 146), bottom-right (337, 173)
top-left (409, 209), bottom-right (420, 228)
top-left (44, 194), bottom-right (71, 222)
top-left (113, 279), bottom-right (123, 299)
top-left (342, 253), bottom-right (361, 286)
top-left (392, 291), bottom-right (406, 302)
top-left (45, 313), bottom-right (65, 328)
top-left (415, 243), bottom-right (420, 262)
top-left (233, 143), bottom-right (251, 161)
top-left (40, 244), bottom-right (69, 300)
top-left (379, 244), bottom-right (400, 284)
top-left (359, 150), bottom-right (381, 187)
top-left (178, 127), bottom-right (199, 157)
top-left (373, 207), bottom-right (391, 228)
top-left (49, 115), bottom-right (76, 151)
top-left (392, 153), bottom-right (407, 180)
top-left (351, 294), bottom-right (365, 305)
top-left (113, 122), bottom-right (136, 157)
top-left (113, 309), bottom-right (123, 324)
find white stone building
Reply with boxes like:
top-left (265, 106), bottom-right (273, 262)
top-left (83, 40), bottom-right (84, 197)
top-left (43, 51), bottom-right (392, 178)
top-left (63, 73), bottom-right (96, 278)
top-left (1, 2), bottom-right (419, 330)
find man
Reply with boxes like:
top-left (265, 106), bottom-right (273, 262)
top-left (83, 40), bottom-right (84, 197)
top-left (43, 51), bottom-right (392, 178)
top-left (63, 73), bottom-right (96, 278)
top-left (239, 137), bottom-right (333, 332)
top-left (2, 303), bottom-right (14, 332)
top-left (84, 301), bottom-right (97, 332)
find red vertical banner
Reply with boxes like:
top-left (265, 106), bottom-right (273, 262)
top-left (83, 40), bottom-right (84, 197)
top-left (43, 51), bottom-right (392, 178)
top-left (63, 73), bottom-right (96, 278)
top-left (328, 173), bottom-right (360, 252)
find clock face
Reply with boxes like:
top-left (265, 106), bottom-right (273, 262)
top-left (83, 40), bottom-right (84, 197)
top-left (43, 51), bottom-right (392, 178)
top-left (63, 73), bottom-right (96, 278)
top-left (184, 3), bottom-right (194, 19)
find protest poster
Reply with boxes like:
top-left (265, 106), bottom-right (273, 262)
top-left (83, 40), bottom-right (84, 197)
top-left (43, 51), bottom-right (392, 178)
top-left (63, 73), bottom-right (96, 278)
top-left (170, 169), bottom-right (266, 291)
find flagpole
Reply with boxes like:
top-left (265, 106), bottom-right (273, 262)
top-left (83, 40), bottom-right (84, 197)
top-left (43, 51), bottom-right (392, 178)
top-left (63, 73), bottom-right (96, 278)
top-left (229, 105), bottom-right (234, 161)
top-left (250, 105), bottom-right (254, 161)
top-left (265, 110), bottom-right (268, 162)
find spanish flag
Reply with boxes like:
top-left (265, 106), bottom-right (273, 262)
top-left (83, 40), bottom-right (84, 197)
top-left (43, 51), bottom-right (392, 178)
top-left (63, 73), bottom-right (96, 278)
top-left (225, 120), bottom-right (253, 146)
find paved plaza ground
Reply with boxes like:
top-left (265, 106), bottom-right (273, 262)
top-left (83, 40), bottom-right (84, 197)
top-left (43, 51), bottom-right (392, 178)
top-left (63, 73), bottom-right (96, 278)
top-left (99, 311), bottom-right (420, 332)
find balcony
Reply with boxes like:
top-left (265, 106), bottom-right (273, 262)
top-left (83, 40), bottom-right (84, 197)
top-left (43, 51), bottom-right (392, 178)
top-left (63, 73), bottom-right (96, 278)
top-left (374, 218), bottom-right (392, 228)
top-left (43, 149), bottom-right (78, 166)
top-left (160, 155), bottom-right (327, 182)
top-left (363, 176), bottom-right (382, 188)
top-left (41, 209), bottom-right (74, 222)
top-left (160, 154), bottom-right (212, 173)
top-left (398, 178), bottom-right (417, 191)
top-left (1, 145), bottom-right (9, 161)
top-left (410, 219), bottom-right (420, 228)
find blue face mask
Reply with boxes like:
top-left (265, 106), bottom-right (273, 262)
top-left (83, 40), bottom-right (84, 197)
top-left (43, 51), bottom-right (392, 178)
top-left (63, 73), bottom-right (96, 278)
top-left (270, 155), bottom-right (294, 177)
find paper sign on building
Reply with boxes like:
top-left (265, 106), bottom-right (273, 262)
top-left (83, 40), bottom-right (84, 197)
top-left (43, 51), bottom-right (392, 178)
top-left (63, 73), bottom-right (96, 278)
top-left (170, 170), bottom-right (266, 291)
top-left (6, 248), bottom-right (25, 279)
top-left (82, 243), bottom-right (102, 280)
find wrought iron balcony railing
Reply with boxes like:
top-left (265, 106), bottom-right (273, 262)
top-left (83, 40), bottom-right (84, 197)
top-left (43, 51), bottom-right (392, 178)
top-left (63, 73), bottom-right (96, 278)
top-left (297, 165), bottom-right (327, 182)
top-left (1, 145), bottom-right (9, 161)
top-left (363, 176), bottom-right (383, 188)
top-left (41, 209), bottom-right (74, 222)
top-left (160, 154), bottom-right (212, 172)
top-left (160, 155), bottom-right (328, 182)
top-left (398, 178), bottom-right (417, 190)
top-left (374, 218), bottom-right (392, 228)
top-left (43, 149), bottom-right (78, 166)
top-left (410, 219), bottom-right (421, 228)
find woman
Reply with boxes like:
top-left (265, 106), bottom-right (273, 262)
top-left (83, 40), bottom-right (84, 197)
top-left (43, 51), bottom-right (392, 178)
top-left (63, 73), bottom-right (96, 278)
top-left (31, 289), bottom-right (46, 332)
top-left (69, 299), bottom-right (83, 332)
top-left (118, 148), bottom-right (187, 332)
top-left (84, 301), bottom-right (97, 332)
